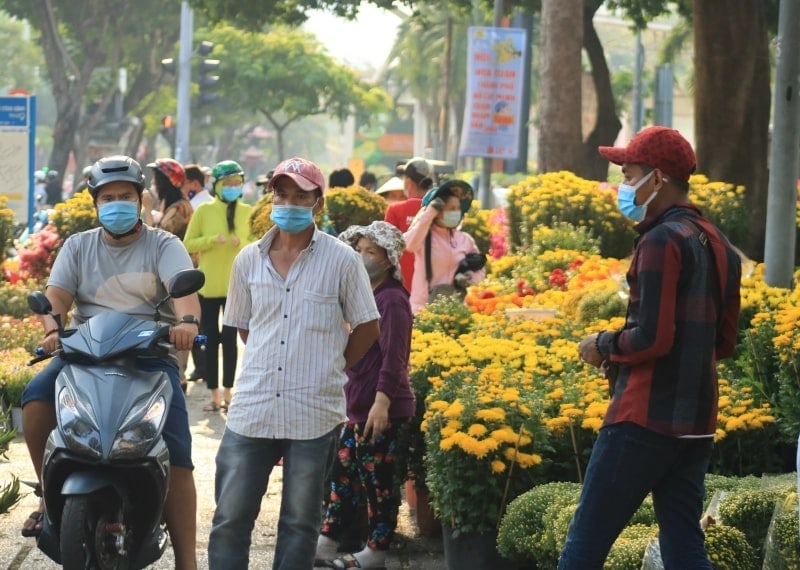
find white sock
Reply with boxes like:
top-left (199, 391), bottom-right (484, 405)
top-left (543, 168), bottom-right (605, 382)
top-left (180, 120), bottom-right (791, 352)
top-left (316, 535), bottom-right (339, 560)
top-left (354, 546), bottom-right (387, 568)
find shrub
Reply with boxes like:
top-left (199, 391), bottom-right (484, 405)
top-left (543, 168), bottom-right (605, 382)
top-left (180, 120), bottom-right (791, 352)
top-left (0, 315), bottom-right (44, 353)
top-left (0, 347), bottom-right (46, 407)
top-left (718, 487), bottom-right (785, 559)
top-left (460, 203), bottom-right (492, 255)
top-left (323, 185), bottom-right (386, 234)
top-left (704, 524), bottom-right (756, 570)
top-left (0, 476), bottom-right (22, 515)
top-left (50, 189), bottom-right (97, 240)
top-left (17, 225), bottom-right (61, 280)
top-left (423, 365), bottom-right (550, 534)
top-left (0, 279), bottom-right (44, 318)
top-left (538, 501), bottom-right (578, 567)
top-left (764, 494), bottom-right (800, 569)
top-left (576, 288), bottom-right (627, 324)
top-left (497, 481), bottom-right (581, 564)
top-left (505, 171), bottom-right (634, 259)
top-left (605, 524), bottom-right (657, 570)
top-left (0, 196), bottom-right (17, 266)
top-left (688, 175), bottom-right (749, 250)
top-left (413, 294), bottom-right (475, 337)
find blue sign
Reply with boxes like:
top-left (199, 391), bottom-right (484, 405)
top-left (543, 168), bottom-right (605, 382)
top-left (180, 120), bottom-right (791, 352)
top-left (0, 97), bottom-right (29, 127)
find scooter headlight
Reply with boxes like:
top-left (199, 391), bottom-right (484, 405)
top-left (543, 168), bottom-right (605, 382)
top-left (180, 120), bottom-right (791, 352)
top-left (57, 386), bottom-right (102, 459)
top-left (110, 396), bottom-right (167, 459)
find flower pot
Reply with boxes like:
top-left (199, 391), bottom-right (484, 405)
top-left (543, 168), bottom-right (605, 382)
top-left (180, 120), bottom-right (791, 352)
top-left (11, 407), bottom-right (22, 435)
top-left (442, 524), bottom-right (508, 570)
top-left (413, 485), bottom-right (441, 538)
top-left (404, 479), bottom-right (418, 510)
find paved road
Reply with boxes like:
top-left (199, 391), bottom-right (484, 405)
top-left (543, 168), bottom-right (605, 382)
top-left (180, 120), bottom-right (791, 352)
top-left (0, 380), bottom-right (446, 569)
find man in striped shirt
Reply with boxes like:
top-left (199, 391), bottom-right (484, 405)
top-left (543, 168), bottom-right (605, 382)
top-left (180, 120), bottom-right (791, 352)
top-left (208, 157), bottom-right (381, 569)
top-left (558, 127), bottom-right (741, 569)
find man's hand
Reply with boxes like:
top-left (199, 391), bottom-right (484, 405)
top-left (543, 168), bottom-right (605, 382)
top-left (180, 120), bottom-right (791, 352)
top-left (578, 333), bottom-right (604, 368)
top-left (42, 330), bottom-right (60, 355)
top-left (170, 322), bottom-right (198, 351)
top-left (215, 234), bottom-right (227, 244)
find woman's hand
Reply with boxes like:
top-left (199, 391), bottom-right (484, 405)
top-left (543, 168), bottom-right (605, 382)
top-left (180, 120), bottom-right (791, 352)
top-left (363, 392), bottom-right (391, 444)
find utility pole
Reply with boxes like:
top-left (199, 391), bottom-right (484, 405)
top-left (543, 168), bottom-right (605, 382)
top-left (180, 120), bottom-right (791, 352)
top-left (175, 2), bottom-right (193, 164)
top-left (478, 0), bottom-right (504, 208)
top-left (764, 0), bottom-right (800, 287)
top-left (632, 31), bottom-right (645, 134)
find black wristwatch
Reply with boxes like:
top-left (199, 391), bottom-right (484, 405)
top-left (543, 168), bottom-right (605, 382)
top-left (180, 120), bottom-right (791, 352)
top-left (179, 315), bottom-right (200, 326)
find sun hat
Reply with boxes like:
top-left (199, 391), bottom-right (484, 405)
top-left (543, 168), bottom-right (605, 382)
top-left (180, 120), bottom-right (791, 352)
top-left (598, 126), bottom-right (697, 182)
top-left (338, 221), bottom-right (406, 283)
top-left (421, 179), bottom-right (475, 216)
top-left (375, 176), bottom-right (405, 196)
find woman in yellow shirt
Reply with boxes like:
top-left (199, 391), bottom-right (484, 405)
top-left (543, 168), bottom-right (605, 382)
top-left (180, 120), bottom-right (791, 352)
top-left (183, 160), bottom-right (254, 412)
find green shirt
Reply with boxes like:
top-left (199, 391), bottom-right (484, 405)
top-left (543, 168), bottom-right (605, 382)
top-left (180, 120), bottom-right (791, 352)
top-left (183, 198), bottom-right (254, 298)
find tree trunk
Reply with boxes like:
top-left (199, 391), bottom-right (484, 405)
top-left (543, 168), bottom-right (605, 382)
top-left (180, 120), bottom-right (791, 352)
top-left (538, 0), bottom-right (584, 173)
top-left (693, 0), bottom-right (770, 259)
top-left (30, 0), bottom-right (90, 186)
top-left (578, 1), bottom-right (622, 181)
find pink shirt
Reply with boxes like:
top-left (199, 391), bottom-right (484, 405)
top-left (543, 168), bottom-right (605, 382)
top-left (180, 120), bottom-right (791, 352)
top-left (403, 206), bottom-right (485, 314)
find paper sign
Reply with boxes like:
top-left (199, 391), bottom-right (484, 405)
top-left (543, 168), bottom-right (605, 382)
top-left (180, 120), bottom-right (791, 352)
top-left (459, 27), bottom-right (527, 159)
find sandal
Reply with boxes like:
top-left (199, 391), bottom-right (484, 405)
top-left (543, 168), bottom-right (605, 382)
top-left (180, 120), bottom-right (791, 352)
top-left (21, 510), bottom-right (44, 538)
top-left (203, 402), bottom-right (220, 412)
top-left (329, 553), bottom-right (386, 569)
top-left (220, 400), bottom-right (230, 411)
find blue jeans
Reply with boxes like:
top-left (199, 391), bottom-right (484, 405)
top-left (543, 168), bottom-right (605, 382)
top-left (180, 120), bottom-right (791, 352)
top-left (558, 422), bottom-right (713, 570)
top-left (208, 427), bottom-right (338, 570)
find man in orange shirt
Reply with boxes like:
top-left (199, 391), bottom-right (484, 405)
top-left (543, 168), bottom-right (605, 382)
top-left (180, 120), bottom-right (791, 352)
top-left (383, 157), bottom-right (434, 290)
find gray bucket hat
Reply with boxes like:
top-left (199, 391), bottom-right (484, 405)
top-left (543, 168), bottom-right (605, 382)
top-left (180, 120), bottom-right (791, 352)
top-left (339, 221), bottom-right (406, 283)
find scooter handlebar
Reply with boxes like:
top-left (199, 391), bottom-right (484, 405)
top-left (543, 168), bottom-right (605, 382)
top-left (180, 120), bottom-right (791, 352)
top-left (29, 346), bottom-right (57, 366)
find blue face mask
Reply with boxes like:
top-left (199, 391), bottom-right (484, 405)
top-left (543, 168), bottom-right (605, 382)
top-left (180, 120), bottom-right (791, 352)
top-left (441, 211), bottom-right (462, 228)
top-left (220, 186), bottom-right (243, 202)
top-left (616, 171), bottom-right (655, 222)
top-left (270, 204), bottom-right (315, 233)
top-left (98, 201), bottom-right (140, 234)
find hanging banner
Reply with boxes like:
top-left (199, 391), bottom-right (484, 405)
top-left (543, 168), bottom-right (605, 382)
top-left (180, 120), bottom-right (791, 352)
top-left (0, 95), bottom-right (36, 229)
top-left (459, 26), bottom-right (527, 159)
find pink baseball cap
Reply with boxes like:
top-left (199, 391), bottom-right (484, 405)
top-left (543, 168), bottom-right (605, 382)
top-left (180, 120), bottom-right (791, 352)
top-left (598, 126), bottom-right (697, 182)
top-left (267, 157), bottom-right (326, 193)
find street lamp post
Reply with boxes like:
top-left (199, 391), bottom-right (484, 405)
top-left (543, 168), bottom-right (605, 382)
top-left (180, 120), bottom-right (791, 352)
top-left (174, 1), bottom-right (193, 164)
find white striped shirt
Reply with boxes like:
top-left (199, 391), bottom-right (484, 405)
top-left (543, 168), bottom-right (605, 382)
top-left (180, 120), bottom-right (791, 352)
top-left (223, 226), bottom-right (380, 439)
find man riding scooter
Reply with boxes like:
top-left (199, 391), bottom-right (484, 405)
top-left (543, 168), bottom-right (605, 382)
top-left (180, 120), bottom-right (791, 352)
top-left (20, 155), bottom-right (200, 570)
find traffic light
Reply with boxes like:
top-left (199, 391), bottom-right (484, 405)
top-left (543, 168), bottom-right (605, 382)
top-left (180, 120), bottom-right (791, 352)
top-left (161, 114), bottom-right (176, 153)
top-left (196, 41), bottom-right (219, 106)
top-left (160, 58), bottom-right (176, 74)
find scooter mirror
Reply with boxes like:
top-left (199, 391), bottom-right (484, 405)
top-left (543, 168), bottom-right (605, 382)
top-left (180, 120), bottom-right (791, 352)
top-left (169, 269), bottom-right (205, 299)
top-left (28, 291), bottom-right (53, 315)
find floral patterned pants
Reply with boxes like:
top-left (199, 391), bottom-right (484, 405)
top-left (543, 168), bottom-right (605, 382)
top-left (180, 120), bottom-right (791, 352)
top-left (320, 422), bottom-right (402, 550)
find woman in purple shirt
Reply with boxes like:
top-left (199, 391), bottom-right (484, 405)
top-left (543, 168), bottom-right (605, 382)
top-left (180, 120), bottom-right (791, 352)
top-left (316, 221), bottom-right (415, 570)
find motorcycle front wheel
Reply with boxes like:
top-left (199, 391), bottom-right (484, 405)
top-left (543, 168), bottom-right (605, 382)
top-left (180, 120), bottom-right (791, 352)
top-left (60, 495), bottom-right (131, 570)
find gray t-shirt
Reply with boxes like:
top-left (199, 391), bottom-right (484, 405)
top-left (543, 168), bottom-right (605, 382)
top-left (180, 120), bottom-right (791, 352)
top-left (48, 226), bottom-right (193, 326)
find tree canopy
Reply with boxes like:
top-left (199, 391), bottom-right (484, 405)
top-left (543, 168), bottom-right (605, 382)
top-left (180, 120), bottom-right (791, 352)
top-left (201, 24), bottom-right (391, 159)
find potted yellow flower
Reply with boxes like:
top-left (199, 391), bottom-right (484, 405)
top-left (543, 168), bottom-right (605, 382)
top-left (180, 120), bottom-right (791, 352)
top-left (422, 364), bottom-right (549, 569)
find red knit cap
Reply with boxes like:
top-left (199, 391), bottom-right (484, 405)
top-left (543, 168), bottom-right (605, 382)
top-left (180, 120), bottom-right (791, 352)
top-left (598, 126), bottom-right (696, 182)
